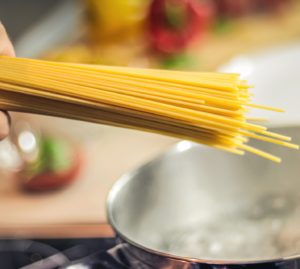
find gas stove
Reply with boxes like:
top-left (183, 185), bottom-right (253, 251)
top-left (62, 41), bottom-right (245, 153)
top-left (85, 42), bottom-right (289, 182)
top-left (0, 237), bottom-right (130, 269)
top-left (1, 237), bottom-right (300, 269)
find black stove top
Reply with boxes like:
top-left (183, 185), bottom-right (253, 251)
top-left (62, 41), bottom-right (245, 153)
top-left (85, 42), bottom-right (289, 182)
top-left (1, 238), bottom-right (299, 269)
top-left (0, 237), bottom-right (128, 269)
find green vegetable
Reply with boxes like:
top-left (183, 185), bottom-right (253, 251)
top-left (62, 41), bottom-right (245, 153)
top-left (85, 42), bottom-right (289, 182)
top-left (24, 136), bottom-right (74, 177)
top-left (161, 53), bottom-right (196, 70)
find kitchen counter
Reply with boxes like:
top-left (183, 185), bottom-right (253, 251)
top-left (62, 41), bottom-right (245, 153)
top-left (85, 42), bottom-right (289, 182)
top-left (0, 116), bottom-right (176, 231)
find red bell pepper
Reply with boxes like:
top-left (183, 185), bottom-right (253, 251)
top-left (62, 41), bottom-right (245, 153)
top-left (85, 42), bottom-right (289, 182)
top-left (149, 0), bottom-right (214, 54)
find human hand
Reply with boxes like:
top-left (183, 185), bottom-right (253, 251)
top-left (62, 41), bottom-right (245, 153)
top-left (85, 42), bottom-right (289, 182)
top-left (0, 22), bottom-right (14, 140)
top-left (0, 22), bottom-right (15, 57)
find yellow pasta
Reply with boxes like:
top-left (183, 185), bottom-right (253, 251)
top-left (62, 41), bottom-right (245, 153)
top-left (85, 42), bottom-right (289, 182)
top-left (0, 56), bottom-right (298, 162)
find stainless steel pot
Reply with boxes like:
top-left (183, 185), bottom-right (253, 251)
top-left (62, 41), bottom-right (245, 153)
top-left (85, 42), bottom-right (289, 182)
top-left (64, 126), bottom-right (300, 268)
top-left (106, 126), bottom-right (300, 268)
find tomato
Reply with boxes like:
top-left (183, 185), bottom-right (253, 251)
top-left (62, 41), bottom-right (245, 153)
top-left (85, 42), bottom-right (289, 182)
top-left (21, 153), bottom-right (83, 192)
top-left (18, 136), bottom-right (83, 192)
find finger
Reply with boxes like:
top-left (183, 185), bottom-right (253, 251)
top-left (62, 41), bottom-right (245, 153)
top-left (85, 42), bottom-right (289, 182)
top-left (0, 111), bottom-right (10, 140)
top-left (0, 22), bottom-right (15, 57)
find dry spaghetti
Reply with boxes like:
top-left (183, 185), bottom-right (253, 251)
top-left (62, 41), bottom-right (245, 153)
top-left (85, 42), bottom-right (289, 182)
top-left (0, 56), bottom-right (298, 162)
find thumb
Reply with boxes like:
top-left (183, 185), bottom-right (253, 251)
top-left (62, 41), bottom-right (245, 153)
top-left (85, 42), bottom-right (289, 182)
top-left (0, 22), bottom-right (15, 57)
top-left (0, 111), bottom-right (10, 140)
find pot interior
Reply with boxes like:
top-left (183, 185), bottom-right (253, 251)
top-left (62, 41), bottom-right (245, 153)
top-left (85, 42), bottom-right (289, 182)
top-left (108, 126), bottom-right (300, 262)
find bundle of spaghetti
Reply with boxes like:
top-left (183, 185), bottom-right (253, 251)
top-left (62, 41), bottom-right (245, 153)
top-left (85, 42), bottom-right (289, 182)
top-left (0, 56), bottom-right (298, 162)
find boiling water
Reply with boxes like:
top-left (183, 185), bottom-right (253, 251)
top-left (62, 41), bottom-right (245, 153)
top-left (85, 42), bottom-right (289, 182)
top-left (160, 195), bottom-right (300, 260)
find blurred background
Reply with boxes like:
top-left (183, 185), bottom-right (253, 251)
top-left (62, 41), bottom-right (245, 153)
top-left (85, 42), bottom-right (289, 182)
top-left (0, 0), bottom-right (299, 237)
